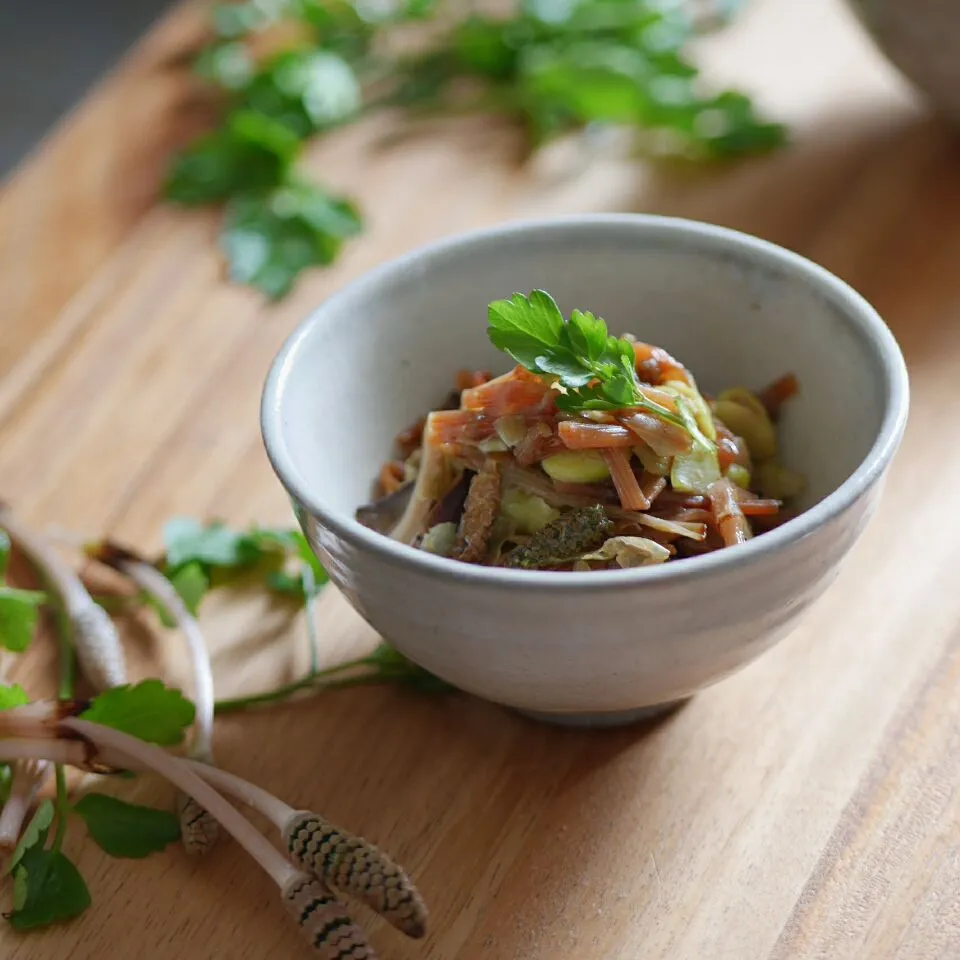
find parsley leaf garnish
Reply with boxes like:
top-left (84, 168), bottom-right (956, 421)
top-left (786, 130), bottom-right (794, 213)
top-left (80, 680), bottom-right (195, 747)
top-left (487, 289), bottom-right (685, 424)
top-left (73, 794), bottom-right (181, 859)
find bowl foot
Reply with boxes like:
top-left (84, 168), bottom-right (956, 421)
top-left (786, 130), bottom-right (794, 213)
top-left (515, 697), bottom-right (691, 729)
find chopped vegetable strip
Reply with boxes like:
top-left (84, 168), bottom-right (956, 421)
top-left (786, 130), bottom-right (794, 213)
top-left (602, 449), bottom-right (650, 511)
top-left (357, 290), bottom-right (804, 571)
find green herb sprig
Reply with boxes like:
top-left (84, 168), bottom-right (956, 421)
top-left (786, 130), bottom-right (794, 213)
top-left (164, 0), bottom-right (785, 299)
top-left (0, 509), bottom-right (450, 934)
top-left (487, 288), bottom-right (686, 425)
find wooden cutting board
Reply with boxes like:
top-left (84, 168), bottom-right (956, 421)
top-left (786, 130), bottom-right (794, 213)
top-left (2, 0), bottom-right (959, 957)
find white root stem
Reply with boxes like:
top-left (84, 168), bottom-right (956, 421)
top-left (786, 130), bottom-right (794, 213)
top-left (0, 760), bottom-right (51, 854)
top-left (183, 759), bottom-right (293, 827)
top-left (0, 507), bottom-right (127, 690)
top-left (100, 553), bottom-right (214, 760)
top-left (0, 739), bottom-right (89, 765)
top-left (94, 548), bottom-right (220, 855)
top-left (61, 718), bottom-right (297, 888)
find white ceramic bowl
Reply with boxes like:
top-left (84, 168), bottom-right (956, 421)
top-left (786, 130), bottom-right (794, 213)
top-left (261, 215), bottom-right (909, 727)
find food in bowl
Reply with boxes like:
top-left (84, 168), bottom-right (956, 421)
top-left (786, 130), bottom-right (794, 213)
top-left (357, 289), bottom-right (804, 571)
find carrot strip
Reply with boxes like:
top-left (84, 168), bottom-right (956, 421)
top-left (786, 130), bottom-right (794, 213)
top-left (714, 420), bottom-right (750, 470)
top-left (638, 472), bottom-right (667, 505)
top-left (652, 491), bottom-right (708, 509)
top-left (455, 369), bottom-right (493, 391)
top-left (757, 373), bottom-right (799, 420)
top-left (632, 342), bottom-right (692, 385)
top-left (551, 481), bottom-right (619, 504)
top-left (461, 366), bottom-right (555, 416)
top-left (514, 423), bottom-right (565, 465)
top-left (558, 420), bottom-right (636, 449)
top-left (395, 418), bottom-right (425, 460)
top-left (378, 461), bottom-right (406, 495)
top-left (425, 410), bottom-right (498, 446)
top-left (602, 449), bottom-right (650, 511)
top-left (707, 478), bottom-right (752, 547)
top-left (737, 499), bottom-right (782, 517)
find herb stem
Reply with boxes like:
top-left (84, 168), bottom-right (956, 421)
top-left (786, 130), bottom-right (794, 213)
top-left (212, 658), bottom-right (366, 714)
top-left (0, 759), bottom-right (51, 855)
top-left (302, 563), bottom-right (320, 678)
top-left (52, 602), bottom-right (76, 855)
top-left (51, 765), bottom-right (68, 855)
top-left (0, 506), bottom-right (127, 691)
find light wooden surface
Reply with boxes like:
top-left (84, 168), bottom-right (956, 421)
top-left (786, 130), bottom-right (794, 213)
top-left (2, 1), bottom-right (958, 957)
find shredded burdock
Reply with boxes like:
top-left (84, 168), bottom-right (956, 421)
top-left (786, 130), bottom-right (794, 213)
top-left (356, 290), bottom-right (805, 572)
top-left (453, 460), bottom-right (502, 563)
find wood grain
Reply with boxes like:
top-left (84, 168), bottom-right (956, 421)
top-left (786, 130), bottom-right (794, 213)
top-left (1, 0), bottom-right (957, 958)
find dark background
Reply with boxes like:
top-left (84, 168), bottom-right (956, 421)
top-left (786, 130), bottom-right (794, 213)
top-left (0, 0), bottom-right (171, 177)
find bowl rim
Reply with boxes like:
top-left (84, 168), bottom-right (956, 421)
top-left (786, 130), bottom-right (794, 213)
top-left (261, 213), bottom-right (910, 593)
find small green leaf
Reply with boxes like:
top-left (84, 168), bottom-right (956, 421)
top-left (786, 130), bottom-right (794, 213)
top-left (73, 794), bottom-right (180, 859)
top-left (6, 800), bottom-right (55, 875)
top-left (11, 866), bottom-right (28, 912)
top-left (0, 683), bottom-right (29, 711)
top-left (0, 587), bottom-right (43, 653)
top-left (170, 563), bottom-right (210, 618)
top-left (565, 309), bottom-right (608, 362)
top-left (80, 680), bottom-right (195, 746)
top-left (293, 531), bottom-right (328, 587)
top-left (487, 290), bottom-right (565, 369)
top-left (0, 764), bottom-right (10, 807)
top-left (7, 850), bottom-right (91, 930)
top-left (220, 182), bottom-right (362, 299)
top-left (241, 50), bottom-right (361, 138)
top-left (163, 110), bottom-right (301, 206)
top-left (164, 519), bottom-right (248, 571)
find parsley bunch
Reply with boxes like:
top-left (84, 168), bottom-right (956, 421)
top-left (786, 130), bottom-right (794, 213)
top-left (164, 0), bottom-right (785, 299)
top-left (393, 0), bottom-right (783, 156)
top-left (488, 289), bottom-right (685, 424)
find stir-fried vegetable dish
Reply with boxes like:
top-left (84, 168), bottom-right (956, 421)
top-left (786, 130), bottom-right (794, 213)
top-left (357, 290), bottom-right (805, 571)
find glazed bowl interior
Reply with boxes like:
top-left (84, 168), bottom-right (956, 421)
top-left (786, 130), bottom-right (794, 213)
top-left (268, 216), bottom-right (899, 547)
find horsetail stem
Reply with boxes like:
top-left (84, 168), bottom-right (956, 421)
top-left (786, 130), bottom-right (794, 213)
top-left (0, 713), bottom-right (423, 954)
top-left (0, 506), bottom-right (127, 691)
top-left (181, 761), bottom-right (427, 939)
top-left (281, 872), bottom-right (378, 959)
top-left (283, 811), bottom-right (427, 939)
top-left (88, 541), bottom-right (219, 854)
top-left (60, 718), bottom-right (298, 890)
top-left (177, 793), bottom-right (221, 856)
